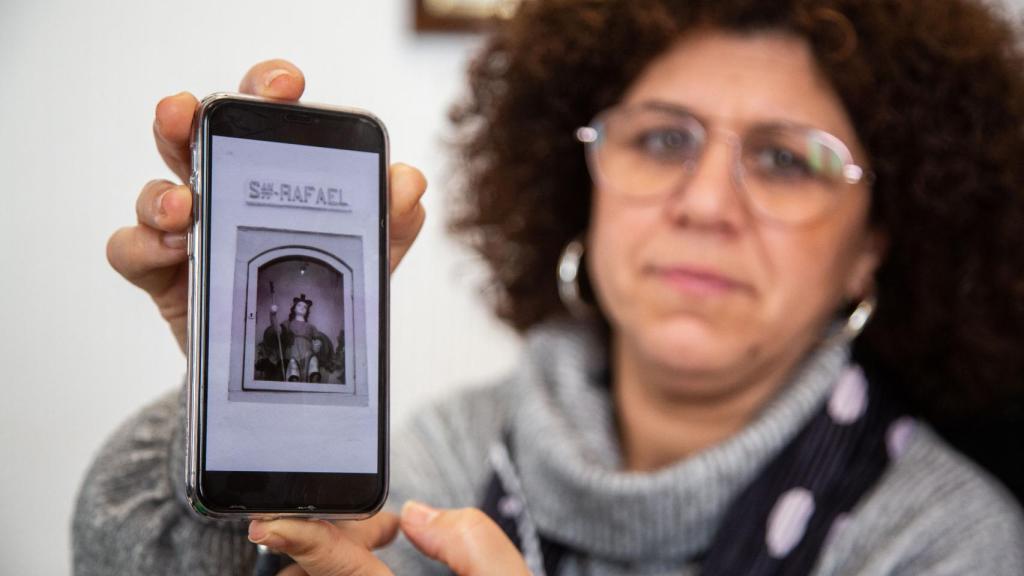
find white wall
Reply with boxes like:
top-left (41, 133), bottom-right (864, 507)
top-left (0, 1), bottom-right (520, 574)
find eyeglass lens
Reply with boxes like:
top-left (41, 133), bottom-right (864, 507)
top-left (588, 107), bottom-right (855, 223)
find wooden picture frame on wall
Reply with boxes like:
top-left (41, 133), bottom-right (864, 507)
top-left (414, 0), bottom-right (520, 33)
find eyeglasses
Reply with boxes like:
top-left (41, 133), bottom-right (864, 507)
top-left (575, 103), bottom-right (871, 225)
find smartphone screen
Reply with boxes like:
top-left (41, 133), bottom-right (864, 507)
top-left (190, 96), bottom-right (388, 515)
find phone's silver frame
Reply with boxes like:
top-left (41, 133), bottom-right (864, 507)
top-left (185, 92), bottom-right (390, 520)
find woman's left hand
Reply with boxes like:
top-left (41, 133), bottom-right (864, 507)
top-left (249, 501), bottom-right (531, 576)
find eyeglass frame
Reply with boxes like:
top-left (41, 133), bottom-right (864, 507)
top-left (574, 102), bottom-right (874, 225)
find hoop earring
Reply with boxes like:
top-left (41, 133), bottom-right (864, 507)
top-left (835, 294), bottom-right (876, 344)
top-left (557, 236), bottom-right (593, 318)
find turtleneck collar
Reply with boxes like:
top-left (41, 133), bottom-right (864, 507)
top-left (509, 318), bottom-right (850, 563)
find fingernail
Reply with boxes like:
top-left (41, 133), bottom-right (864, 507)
top-left (248, 521), bottom-right (286, 550)
top-left (402, 500), bottom-right (440, 527)
top-left (162, 232), bottom-right (187, 250)
top-left (264, 69), bottom-right (291, 90)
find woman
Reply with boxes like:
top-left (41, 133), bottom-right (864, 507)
top-left (77, 0), bottom-right (1024, 574)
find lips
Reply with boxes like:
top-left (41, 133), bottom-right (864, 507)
top-left (646, 264), bottom-right (751, 296)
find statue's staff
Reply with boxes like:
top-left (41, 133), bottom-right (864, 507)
top-left (269, 281), bottom-right (286, 380)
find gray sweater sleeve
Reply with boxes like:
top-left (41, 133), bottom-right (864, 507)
top-left (72, 386), bottom-right (256, 576)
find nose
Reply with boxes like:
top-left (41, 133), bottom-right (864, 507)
top-left (662, 134), bottom-right (747, 230)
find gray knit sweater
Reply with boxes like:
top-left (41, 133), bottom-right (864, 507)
top-left (73, 320), bottom-right (1024, 575)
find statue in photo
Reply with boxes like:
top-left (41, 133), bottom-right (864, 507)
top-left (261, 290), bottom-right (335, 383)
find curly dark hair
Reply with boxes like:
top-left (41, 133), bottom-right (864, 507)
top-left (449, 0), bottom-right (1024, 496)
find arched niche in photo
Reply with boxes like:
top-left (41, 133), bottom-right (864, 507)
top-left (227, 227), bottom-right (369, 407)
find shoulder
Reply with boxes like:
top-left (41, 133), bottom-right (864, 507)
top-left (817, 423), bottom-right (1024, 575)
top-left (388, 380), bottom-right (516, 510)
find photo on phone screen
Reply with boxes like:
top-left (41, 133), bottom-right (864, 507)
top-left (188, 95), bottom-right (388, 516)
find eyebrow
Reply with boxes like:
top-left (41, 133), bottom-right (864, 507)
top-left (629, 99), bottom-right (819, 134)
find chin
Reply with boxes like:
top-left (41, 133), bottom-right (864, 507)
top-left (628, 315), bottom-right (752, 377)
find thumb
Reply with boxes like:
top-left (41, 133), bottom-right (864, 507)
top-left (399, 501), bottom-right (531, 576)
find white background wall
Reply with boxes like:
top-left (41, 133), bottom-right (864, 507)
top-left (4, 1), bottom-right (1024, 574)
top-left (0, 1), bottom-right (520, 574)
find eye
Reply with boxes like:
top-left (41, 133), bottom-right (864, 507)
top-left (750, 145), bottom-right (814, 180)
top-left (632, 127), bottom-right (700, 161)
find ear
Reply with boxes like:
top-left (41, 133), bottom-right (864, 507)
top-left (845, 228), bottom-right (887, 300)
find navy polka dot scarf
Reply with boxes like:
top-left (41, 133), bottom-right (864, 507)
top-left (479, 363), bottom-right (914, 575)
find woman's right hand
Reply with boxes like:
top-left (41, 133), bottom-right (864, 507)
top-left (106, 60), bottom-right (427, 353)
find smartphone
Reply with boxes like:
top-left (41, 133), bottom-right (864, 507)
top-left (184, 93), bottom-right (389, 518)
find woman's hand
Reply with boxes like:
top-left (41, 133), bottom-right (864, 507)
top-left (106, 59), bottom-right (427, 353)
top-left (249, 501), bottom-right (531, 576)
